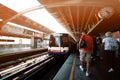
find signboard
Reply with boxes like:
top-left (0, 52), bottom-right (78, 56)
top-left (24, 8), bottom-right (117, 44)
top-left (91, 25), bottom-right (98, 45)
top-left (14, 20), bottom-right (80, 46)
top-left (34, 32), bottom-right (43, 38)
top-left (1, 24), bottom-right (24, 34)
top-left (23, 29), bottom-right (33, 36)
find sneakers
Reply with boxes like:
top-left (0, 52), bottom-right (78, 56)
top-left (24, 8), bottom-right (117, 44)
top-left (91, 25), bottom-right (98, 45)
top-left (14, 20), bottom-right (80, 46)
top-left (86, 72), bottom-right (89, 77)
top-left (79, 65), bottom-right (84, 71)
top-left (86, 72), bottom-right (91, 77)
top-left (79, 65), bottom-right (90, 77)
top-left (108, 68), bottom-right (114, 72)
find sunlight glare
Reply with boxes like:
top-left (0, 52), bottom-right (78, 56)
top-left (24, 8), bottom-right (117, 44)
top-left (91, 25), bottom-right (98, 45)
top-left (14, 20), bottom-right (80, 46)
top-left (0, 0), bottom-right (68, 33)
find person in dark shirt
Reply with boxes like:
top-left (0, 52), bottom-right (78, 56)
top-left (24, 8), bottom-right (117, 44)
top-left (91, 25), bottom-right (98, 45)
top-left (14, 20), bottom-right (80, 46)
top-left (96, 36), bottom-right (103, 60)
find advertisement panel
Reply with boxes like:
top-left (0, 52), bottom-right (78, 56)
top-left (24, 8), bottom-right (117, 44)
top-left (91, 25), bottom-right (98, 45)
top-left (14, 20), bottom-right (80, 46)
top-left (23, 29), bottom-right (33, 36)
top-left (1, 24), bottom-right (24, 34)
top-left (34, 32), bottom-right (43, 38)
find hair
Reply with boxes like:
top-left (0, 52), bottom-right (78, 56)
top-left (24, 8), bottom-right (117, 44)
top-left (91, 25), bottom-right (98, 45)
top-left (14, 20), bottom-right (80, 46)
top-left (105, 32), bottom-right (113, 37)
top-left (82, 29), bottom-right (87, 34)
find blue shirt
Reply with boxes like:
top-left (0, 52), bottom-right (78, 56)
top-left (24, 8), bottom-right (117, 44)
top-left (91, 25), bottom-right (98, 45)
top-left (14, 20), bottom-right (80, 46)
top-left (102, 37), bottom-right (118, 51)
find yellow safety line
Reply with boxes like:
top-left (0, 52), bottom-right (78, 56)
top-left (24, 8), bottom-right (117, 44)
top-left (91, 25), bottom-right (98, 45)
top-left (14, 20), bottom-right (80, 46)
top-left (69, 54), bottom-right (76, 80)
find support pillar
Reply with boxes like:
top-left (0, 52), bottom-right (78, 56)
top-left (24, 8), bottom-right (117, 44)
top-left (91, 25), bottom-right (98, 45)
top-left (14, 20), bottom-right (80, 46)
top-left (31, 36), bottom-right (37, 48)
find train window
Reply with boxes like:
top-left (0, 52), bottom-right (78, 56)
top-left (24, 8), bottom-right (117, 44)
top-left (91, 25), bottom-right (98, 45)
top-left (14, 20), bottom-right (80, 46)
top-left (61, 36), bottom-right (68, 42)
top-left (49, 35), bottom-right (56, 46)
top-left (61, 34), bottom-right (69, 47)
top-left (49, 33), bottom-right (71, 47)
top-left (49, 35), bottom-right (60, 47)
top-left (55, 36), bottom-right (60, 47)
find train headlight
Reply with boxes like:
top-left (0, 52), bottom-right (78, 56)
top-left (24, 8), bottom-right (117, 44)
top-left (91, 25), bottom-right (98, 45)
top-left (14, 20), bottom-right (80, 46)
top-left (61, 49), bottom-right (63, 52)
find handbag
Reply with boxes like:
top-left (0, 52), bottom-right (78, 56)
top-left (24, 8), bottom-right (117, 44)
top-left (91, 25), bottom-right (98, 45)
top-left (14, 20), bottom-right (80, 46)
top-left (80, 36), bottom-right (86, 48)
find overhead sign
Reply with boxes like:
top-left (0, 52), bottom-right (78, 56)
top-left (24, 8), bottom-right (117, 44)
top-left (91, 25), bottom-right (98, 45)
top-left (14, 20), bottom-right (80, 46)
top-left (34, 32), bottom-right (43, 38)
top-left (23, 29), bottom-right (33, 36)
top-left (1, 24), bottom-right (24, 34)
top-left (1, 24), bottom-right (44, 38)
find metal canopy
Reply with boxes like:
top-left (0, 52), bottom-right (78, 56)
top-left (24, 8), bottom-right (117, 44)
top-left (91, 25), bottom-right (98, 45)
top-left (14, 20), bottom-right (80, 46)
top-left (0, 0), bottom-right (120, 40)
top-left (0, 3), bottom-right (53, 38)
top-left (38, 0), bottom-right (120, 39)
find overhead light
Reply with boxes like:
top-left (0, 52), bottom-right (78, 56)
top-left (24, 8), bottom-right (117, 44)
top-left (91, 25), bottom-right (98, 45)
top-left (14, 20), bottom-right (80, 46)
top-left (0, 18), bottom-right (3, 21)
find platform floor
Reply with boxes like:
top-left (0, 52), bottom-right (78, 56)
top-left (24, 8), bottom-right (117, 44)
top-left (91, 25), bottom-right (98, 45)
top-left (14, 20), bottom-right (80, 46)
top-left (54, 53), bottom-right (120, 80)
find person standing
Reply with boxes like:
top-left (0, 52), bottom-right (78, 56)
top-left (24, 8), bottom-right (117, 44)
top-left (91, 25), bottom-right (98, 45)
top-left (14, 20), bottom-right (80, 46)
top-left (79, 31), bottom-right (93, 77)
top-left (101, 32), bottom-right (119, 72)
top-left (96, 36), bottom-right (103, 60)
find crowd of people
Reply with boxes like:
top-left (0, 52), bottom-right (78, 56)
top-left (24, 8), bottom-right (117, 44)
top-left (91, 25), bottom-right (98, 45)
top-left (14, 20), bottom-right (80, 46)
top-left (78, 31), bottom-right (120, 77)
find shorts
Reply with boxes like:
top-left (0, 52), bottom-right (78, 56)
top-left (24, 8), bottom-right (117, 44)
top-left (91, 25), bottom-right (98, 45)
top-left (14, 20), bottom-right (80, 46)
top-left (79, 49), bottom-right (91, 63)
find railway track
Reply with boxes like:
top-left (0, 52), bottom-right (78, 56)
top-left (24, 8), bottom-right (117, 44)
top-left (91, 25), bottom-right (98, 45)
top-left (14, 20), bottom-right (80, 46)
top-left (0, 50), bottom-right (67, 80)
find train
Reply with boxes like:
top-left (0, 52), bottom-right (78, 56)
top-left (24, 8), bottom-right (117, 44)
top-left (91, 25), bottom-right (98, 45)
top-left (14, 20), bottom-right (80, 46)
top-left (48, 33), bottom-right (77, 56)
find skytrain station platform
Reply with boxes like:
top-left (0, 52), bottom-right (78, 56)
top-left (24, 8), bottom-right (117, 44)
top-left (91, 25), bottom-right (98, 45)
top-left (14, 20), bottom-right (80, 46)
top-left (0, 0), bottom-right (120, 80)
top-left (0, 47), bottom-right (47, 55)
top-left (53, 53), bottom-right (120, 80)
top-left (0, 47), bottom-right (32, 55)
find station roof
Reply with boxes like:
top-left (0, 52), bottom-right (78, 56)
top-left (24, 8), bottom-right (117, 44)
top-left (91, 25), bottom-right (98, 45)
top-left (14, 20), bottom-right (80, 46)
top-left (0, 0), bottom-right (120, 40)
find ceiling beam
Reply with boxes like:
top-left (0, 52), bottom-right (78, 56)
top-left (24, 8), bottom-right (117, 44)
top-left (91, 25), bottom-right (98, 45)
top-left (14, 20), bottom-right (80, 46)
top-left (76, 5), bottom-right (80, 38)
top-left (40, 0), bottom-right (119, 8)
top-left (56, 8), bottom-right (72, 32)
top-left (84, 7), bottom-right (95, 30)
top-left (3, 5), bottom-right (44, 24)
top-left (80, 7), bottom-right (87, 33)
top-left (88, 19), bottom-right (103, 34)
top-left (68, 6), bottom-right (76, 38)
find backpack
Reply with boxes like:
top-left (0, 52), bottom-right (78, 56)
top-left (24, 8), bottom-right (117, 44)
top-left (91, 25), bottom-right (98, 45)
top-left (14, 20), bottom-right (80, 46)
top-left (80, 36), bottom-right (86, 48)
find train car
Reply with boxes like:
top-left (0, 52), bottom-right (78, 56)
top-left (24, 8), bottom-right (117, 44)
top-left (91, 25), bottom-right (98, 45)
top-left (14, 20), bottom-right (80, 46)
top-left (48, 33), bottom-right (76, 56)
